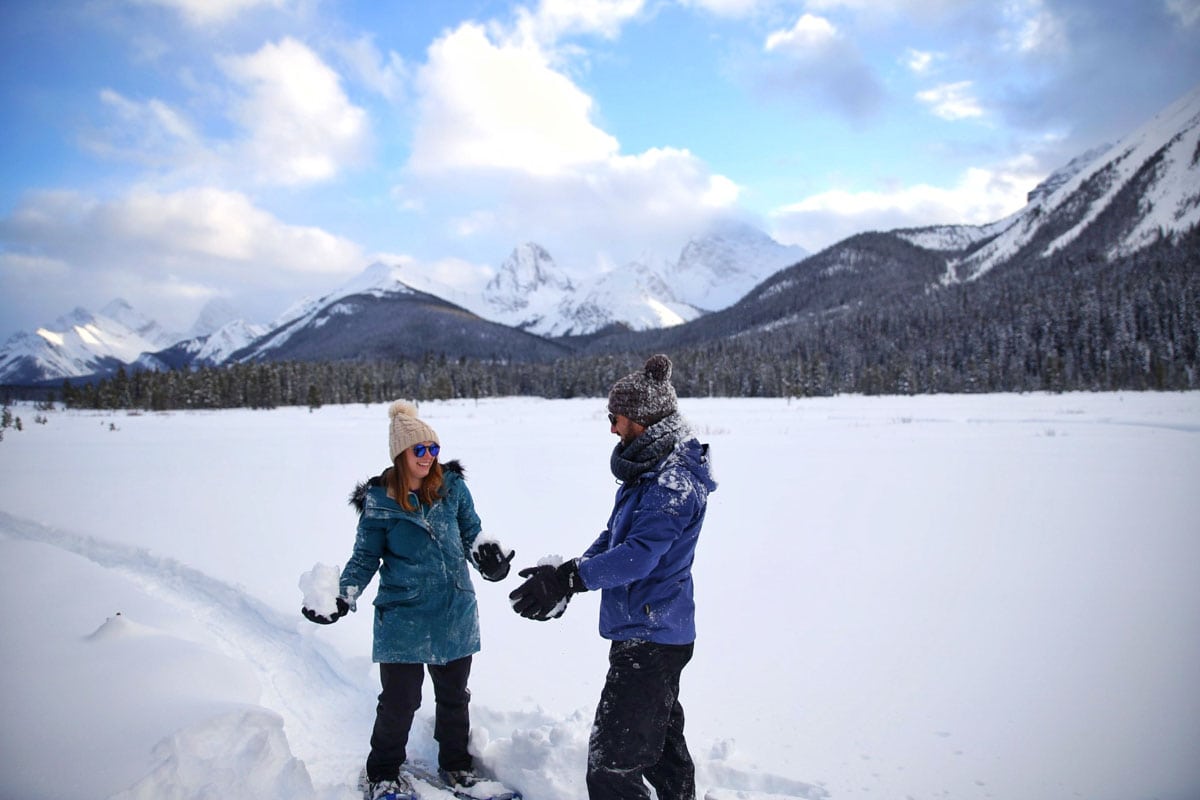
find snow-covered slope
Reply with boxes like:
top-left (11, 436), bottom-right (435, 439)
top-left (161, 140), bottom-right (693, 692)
top-left (667, 221), bottom-right (807, 310)
top-left (230, 262), bottom-right (421, 362)
top-left (457, 226), bottom-right (806, 337)
top-left (187, 298), bottom-right (244, 339)
top-left (944, 84), bottom-right (1200, 280)
top-left (894, 215), bottom-right (1019, 253)
top-left (476, 243), bottom-right (582, 336)
top-left (0, 300), bottom-right (180, 384)
top-left (578, 257), bottom-right (705, 332)
top-left (1, 220), bottom-right (808, 382)
top-left (226, 259), bottom-right (572, 364)
top-left (135, 319), bottom-right (271, 372)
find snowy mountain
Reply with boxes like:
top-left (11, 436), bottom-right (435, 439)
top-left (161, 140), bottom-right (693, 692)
top-left (895, 146), bottom-right (1115, 254)
top-left (1, 219), bottom-right (806, 383)
top-left (667, 221), bottom-right (807, 310)
top-left (0, 301), bottom-right (181, 385)
top-left (461, 227), bottom-right (806, 337)
top-left (592, 85), bottom-right (1200, 373)
top-left (128, 298), bottom-right (268, 372)
top-left (576, 256), bottom-right (704, 332)
top-left (225, 261), bottom-right (570, 364)
top-left (468, 244), bottom-right (706, 337)
top-left (476, 243), bottom-right (586, 336)
top-left (187, 298), bottom-right (244, 339)
top-left (230, 261), bottom-right (421, 363)
top-left (7, 84), bottom-right (1195, 386)
top-left (926, 83), bottom-right (1200, 283)
top-left (135, 319), bottom-right (271, 372)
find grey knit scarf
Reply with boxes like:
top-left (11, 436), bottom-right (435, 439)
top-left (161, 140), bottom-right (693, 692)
top-left (610, 412), bottom-right (689, 483)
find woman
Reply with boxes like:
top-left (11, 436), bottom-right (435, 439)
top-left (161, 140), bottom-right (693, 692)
top-left (303, 400), bottom-right (515, 800)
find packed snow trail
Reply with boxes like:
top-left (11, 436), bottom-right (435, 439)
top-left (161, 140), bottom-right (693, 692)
top-left (0, 508), bottom-right (837, 799)
top-left (0, 510), bottom-right (373, 793)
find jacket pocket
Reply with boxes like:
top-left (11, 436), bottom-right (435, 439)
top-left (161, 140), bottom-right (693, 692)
top-left (376, 583), bottom-right (422, 609)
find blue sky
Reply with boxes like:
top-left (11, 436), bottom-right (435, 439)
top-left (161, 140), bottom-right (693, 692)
top-left (2, 0), bottom-right (1198, 340)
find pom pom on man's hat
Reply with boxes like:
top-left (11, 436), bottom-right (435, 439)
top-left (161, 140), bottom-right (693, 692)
top-left (607, 354), bottom-right (678, 427)
top-left (388, 400), bottom-right (439, 461)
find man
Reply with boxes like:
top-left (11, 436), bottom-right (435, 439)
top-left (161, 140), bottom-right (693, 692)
top-left (508, 353), bottom-right (717, 800)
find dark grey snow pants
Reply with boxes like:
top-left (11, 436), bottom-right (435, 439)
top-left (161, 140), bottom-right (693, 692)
top-left (587, 639), bottom-right (696, 800)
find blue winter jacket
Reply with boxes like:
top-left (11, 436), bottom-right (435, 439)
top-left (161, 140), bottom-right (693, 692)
top-left (339, 461), bottom-right (484, 665)
top-left (578, 437), bottom-right (717, 645)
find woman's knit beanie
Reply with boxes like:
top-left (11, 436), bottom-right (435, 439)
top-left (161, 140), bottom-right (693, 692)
top-left (607, 354), bottom-right (678, 427)
top-left (388, 400), bottom-right (439, 462)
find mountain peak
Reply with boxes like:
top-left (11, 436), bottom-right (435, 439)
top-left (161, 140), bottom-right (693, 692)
top-left (488, 242), bottom-right (574, 296)
top-left (189, 298), bottom-right (243, 339)
top-left (669, 224), bottom-right (807, 311)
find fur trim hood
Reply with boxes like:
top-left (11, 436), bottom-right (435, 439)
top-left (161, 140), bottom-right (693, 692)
top-left (348, 459), bottom-right (466, 513)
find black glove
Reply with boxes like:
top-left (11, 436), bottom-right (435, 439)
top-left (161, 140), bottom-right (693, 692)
top-left (302, 596), bottom-right (350, 625)
top-left (472, 540), bottom-right (516, 582)
top-left (509, 560), bottom-right (585, 620)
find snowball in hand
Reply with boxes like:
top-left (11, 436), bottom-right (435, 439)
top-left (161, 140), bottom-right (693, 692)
top-left (298, 563), bottom-right (342, 616)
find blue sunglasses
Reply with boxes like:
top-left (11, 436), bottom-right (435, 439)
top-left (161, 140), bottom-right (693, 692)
top-left (411, 443), bottom-right (440, 458)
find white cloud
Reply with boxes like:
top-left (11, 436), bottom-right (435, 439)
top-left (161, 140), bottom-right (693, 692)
top-left (400, 17), bottom-right (743, 268)
top-left (399, 144), bottom-right (740, 272)
top-left (1165, 0), bottom-right (1200, 26)
top-left (0, 252), bottom-right (70, 282)
top-left (8, 187), bottom-right (363, 275)
top-left (904, 48), bottom-right (936, 74)
top-left (99, 90), bottom-right (197, 143)
top-left (337, 35), bottom-right (409, 104)
top-left (676, 0), bottom-right (773, 17)
top-left (764, 14), bottom-right (840, 53)
top-left (517, 0), bottom-right (646, 42)
top-left (1002, 0), bottom-right (1068, 54)
top-left (757, 11), bottom-right (884, 121)
top-left (221, 38), bottom-right (369, 185)
top-left (0, 187), bottom-right (365, 331)
top-left (804, 0), bottom-right (962, 14)
top-left (409, 23), bottom-right (619, 176)
top-left (131, 0), bottom-right (286, 26)
top-left (83, 89), bottom-right (212, 172)
top-left (917, 81), bottom-right (985, 120)
top-left (100, 187), bottom-right (361, 271)
top-left (770, 158), bottom-right (1041, 252)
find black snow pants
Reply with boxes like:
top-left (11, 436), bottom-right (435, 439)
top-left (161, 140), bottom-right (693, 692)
top-left (365, 656), bottom-right (473, 782)
top-left (587, 639), bottom-right (696, 800)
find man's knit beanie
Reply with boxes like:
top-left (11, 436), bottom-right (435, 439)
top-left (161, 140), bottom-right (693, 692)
top-left (388, 400), bottom-right (439, 461)
top-left (607, 354), bottom-right (678, 427)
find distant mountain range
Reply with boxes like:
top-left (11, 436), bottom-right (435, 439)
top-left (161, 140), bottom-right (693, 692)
top-left (2, 83), bottom-right (1197, 391)
top-left (0, 222), bottom-right (805, 384)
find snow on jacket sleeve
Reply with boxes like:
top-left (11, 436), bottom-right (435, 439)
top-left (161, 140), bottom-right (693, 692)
top-left (577, 473), bottom-right (702, 592)
top-left (339, 504), bottom-right (387, 609)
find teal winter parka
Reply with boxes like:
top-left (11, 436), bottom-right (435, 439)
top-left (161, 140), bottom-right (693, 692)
top-left (339, 460), bottom-right (484, 665)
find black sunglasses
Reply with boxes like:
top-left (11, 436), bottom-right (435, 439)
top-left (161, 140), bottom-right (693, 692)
top-left (411, 443), bottom-right (440, 457)
top-left (608, 413), bottom-right (618, 425)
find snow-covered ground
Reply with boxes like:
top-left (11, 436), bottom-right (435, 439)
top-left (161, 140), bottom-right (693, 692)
top-left (1, 393), bottom-right (1198, 800)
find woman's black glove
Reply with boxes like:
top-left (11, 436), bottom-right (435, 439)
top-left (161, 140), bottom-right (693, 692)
top-left (302, 596), bottom-right (350, 625)
top-left (509, 559), bottom-right (585, 620)
top-left (472, 540), bottom-right (516, 581)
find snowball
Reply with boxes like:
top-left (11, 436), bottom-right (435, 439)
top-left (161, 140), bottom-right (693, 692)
top-left (297, 563), bottom-right (341, 615)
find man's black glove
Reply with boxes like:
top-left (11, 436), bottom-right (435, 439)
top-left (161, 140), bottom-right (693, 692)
top-left (509, 559), bottom-right (585, 620)
top-left (472, 540), bottom-right (516, 582)
top-left (302, 596), bottom-right (350, 625)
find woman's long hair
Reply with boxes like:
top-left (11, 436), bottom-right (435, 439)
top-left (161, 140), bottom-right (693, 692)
top-left (388, 451), bottom-right (444, 512)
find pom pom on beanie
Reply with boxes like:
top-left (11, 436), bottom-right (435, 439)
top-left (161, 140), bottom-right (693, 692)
top-left (388, 400), bottom-right (439, 462)
top-left (607, 354), bottom-right (678, 427)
